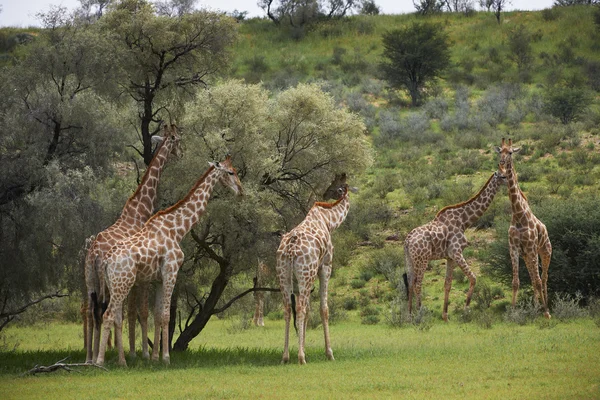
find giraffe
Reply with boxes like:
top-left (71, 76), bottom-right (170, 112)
top-left (252, 260), bottom-right (270, 327)
top-left (84, 124), bottom-right (182, 363)
top-left (404, 170), bottom-right (507, 322)
top-left (96, 156), bottom-right (243, 366)
top-left (496, 138), bottom-right (551, 319)
top-left (276, 174), bottom-right (353, 365)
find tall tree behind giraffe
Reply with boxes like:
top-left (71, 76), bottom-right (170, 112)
top-left (276, 174), bottom-right (354, 364)
top-left (404, 170), bottom-right (507, 321)
top-left (496, 138), bottom-right (552, 319)
top-left (84, 124), bottom-right (182, 363)
top-left (96, 157), bottom-right (244, 366)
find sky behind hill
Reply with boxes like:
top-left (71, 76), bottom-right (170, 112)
top-left (1, 0), bottom-right (555, 28)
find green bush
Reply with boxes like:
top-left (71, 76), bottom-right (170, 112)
top-left (351, 278), bottom-right (367, 289)
top-left (360, 305), bottom-right (381, 325)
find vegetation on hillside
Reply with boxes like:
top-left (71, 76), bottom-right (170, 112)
top-left (0, 1), bottom-right (599, 343)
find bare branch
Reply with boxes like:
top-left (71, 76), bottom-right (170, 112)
top-left (212, 287), bottom-right (280, 315)
top-left (0, 291), bottom-right (68, 321)
top-left (22, 357), bottom-right (108, 376)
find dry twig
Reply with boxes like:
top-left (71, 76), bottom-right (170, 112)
top-left (22, 357), bottom-right (108, 376)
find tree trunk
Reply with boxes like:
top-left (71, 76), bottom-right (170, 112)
top-left (172, 259), bottom-right (231, 351)
top-left (141, 81), bottom-right (154, 167)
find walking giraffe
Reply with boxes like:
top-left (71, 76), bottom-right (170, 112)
top-left (404, 170), bottom-right (507, 322)
top-left (276, 174), bottom-right (354, 365)
top-left (496, 138), bottom-right (551, 318)
top-left (83, 124), bottom-right (182, 363)
top-left (96, 156), bottom-right (243, 366)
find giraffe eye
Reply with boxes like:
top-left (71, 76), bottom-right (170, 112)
top-left (227, 171), bottom-right (234, 176)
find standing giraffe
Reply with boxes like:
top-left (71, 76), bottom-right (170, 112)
top-left (252, 260), bottom-right (270, 327)
top-left (276, 174), bottom-right (353, 365)
top-left (96, 157), bottom-right (243, 366)
top-left (84, 124), bottom-right (182, 363)
top-left (496, 138), bottom-right (551, 318)
top-left (404, 170), bottom-right (507, 322)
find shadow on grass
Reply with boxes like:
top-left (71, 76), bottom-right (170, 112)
top-left (0, 346), bottom-right (283, 376)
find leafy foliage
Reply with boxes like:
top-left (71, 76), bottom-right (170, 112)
top-left (380, 22), bottom-right (451, 106)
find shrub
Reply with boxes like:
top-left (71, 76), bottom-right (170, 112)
top-left (503, 300), bottom-right (542, 325)
top-left (551, 292), bottom-right (586, 321)
top-left (343, 297), bottom-right (359, 311)
top-left (387, 294), bottom-right (410, 328)
top-left (543, 87), bottom-right (591, 124)
top-left (365, 245), bottom-right (405, 288)
top-left (351, 278), bottom-right (367, 289)
top-left (360, 305), bottom-right (381, 325)
top-left (423, 96), bottom-right (449, 119)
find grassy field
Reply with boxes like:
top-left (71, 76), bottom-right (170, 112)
top-left (1, 317), bottom-right (599, 399)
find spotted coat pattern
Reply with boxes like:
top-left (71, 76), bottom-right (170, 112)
top-left (276, 183), bottom-right (350, 365)
top-left (496, 138), bottom-right (551, 318)
top-left (404, 171), bottom-right (506, 321)
top-left (95, 157), bottom-right (243, 366)
top-left (84, 124), bottom-right (181, 363)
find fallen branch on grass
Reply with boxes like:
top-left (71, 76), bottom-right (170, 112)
top-left (22, 357), bottom-right (108, 376)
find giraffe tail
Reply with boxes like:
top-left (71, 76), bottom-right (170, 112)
top-left (291, 293), bottom-right (298, 334)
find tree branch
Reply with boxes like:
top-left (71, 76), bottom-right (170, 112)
top-left (0, 291), bottom-right (68, 321)
top-left (21, 357), bottom-right (108, 376)
top-left (211, 287), bottom-right (280, 315)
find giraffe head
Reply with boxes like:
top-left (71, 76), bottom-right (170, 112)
top-left (322, 173), bottom-right (358, 201)
top-left (152, 124), bottom-right (183, 159)
top-left (209, 156), bottom-right (244, 196)
top-left (495, 137), bottom-right (520, 176)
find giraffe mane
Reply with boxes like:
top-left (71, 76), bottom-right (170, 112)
top-left (148, 165), bottom-right (216, 221)
top-left (436, 173), bottom-right (495, 217)
top-left (313, 195), bottom-right (344, 209)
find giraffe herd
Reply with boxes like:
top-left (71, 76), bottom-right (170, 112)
top-left (84, 134), bottom-right (551, 366)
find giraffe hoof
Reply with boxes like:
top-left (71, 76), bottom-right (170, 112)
top-left (327, 354), bottom-right (335, 361)
top-left (117, 359), bottom-right (127, 367)
top-left (442, 313), bottom-right (449, 322)
top-left (544, 312), bottom-right (551, 320)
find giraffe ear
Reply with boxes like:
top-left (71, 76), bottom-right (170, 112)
top-left (209, 161), bottom-right (221, 168)
top-left (151, 135), bottom-right (164, 144)
top-left (494, 146), bottom-right (501, 153)
top-left (513, 147), bottom-right (521, 153)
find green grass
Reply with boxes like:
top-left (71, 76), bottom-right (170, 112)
top-left (1, 319), bottom-right (599, 399)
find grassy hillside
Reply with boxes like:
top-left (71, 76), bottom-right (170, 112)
top-left (227, 6), bottom-right (600, 322)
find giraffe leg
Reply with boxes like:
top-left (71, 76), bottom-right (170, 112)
top-left (92, 303), bottom-right (101, 363)
top-left (152, 284), bottom-right (163, 362)
top-left (412, 261), bottom-right (427, 313)
top-left (97, 292), bottom-right (127, 366)
top-left (442, 259), bottom-right (455, 322)
top-left (509, 229), bottom-right (520, 308)
top-left (81, 301), bottom-right (88, 351)
top-left (295, 291), bottom-right (309, 365)
top-left (139, 283), bottom-right (150, 359)
top-left (85, 295), bottom-right (94, 363)
top-left (127, 286), bottom-right (137, 359)
top-left (159, 275), bottom-right (177, 365)
top-left (540, 242), bottom-right (552, 319)
top-left (524, 253), bottom-right (545, 314)
top-left (454, 253), bottom-right (476, 310)
top-left (114, 299), bottom-right (127, 366)
top-left (319, 265), bottom-right (334, 361)
top-left (276, 256), bottom-right (293, 364)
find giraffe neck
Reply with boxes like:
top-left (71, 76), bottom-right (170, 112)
top-left (148, 166), bottom-right (219, 243)
top-left (121, 140), bottom-right (172, 225)
top-left (311, 194), bottom-right (350, 232)
top-left (506, 160), bottom-right (529, 217)
top-left (436, 173), bottom-right (503, 229)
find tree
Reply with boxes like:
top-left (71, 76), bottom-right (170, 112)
top-left (413, 0), bottom-right (444, 15)
top-left (491, 0), bottom-right (510, 24)
top-left (554, 0), bottom-right (598, 5)
top-left (100, 1), bottom-right (238, 166)
top-left (507, 24), bottom-right (534, 72)
top-left (0, 8), bottom-right (129, 330)
top-left (151, 81), bottom-right (373, 351)
top-left (380, 22), bottom-right (451, 107)
top-left (259, 0), bottom-right (361, 26)
top-left (359, 0), bottom-right (380, 15)
top-left (543, 86), bottom-right (590, 124)
top-left (154, 0), bottom-right (197, 17)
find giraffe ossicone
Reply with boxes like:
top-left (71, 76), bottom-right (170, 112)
top-left (404, 169), bottom-right (507, 322)
top-left (496, 138), bottom-right (551, 319)
top-left (96, 156), bottom-right (243, 366)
